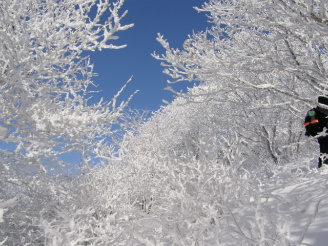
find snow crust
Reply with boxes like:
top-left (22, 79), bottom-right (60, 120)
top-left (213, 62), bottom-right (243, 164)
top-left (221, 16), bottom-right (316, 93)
top-left (0, 209), bottom-right (4, 223)
top-left (267, 166), bottom-right (328, 245)
top-left (0, 126), bottom-right (7, 140)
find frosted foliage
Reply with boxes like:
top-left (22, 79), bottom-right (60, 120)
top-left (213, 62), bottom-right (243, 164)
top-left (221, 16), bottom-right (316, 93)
top-left (99, 0), bottom-right (328, 244)
top-left (0, 0), bottom-right (133, 244)
top-left (0, 0), bottom-right (134, 168)
top-left (1, 0), bottom-right (327, 245)
top-left (109, 97), bottom-right (291, 245)
top-left (153, 0), bottom-right (327, 165)
top-left (29, 0), bottom-right (323, 244)
top-left (155, 0), bottom-right (328, 98)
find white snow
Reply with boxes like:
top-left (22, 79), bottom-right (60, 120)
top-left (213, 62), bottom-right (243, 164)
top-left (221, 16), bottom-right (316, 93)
top-left (0, 208), bottom-right (4, 223)
top-left (0, 197), bottom-right (18, 209)
top-left (0, 197), bottom-right (18, 224)
top-left (267, 167), bottom-right (328, 245)
top-left (0, 126), bottom-right (7, 140)
top-left (0, 237), bottom-right (7, 246)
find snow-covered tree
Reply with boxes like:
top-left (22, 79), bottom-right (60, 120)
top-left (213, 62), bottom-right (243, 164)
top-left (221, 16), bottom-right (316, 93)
top-left (0, 0), bottom-right (133, 244)
top-left (95, 0), bottom-right (324, 244)
top-left (156, 0), bottom-right (328, 99)
top-left (109, 92), bottom-right (290, 245)
top-left (153, 0), bottom-right (327, 164)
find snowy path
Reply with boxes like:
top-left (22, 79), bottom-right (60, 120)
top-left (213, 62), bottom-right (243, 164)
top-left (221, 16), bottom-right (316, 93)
top-left (267, 169), bottom-right (328, 246)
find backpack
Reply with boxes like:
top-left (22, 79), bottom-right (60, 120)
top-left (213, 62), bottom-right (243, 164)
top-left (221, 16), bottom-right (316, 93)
top-left (304, 108), bottom-right (321, 137)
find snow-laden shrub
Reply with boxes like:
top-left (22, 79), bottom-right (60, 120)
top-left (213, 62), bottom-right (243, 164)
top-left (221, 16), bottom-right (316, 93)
top-left (114, 138), bottom-right (290, 245)
top-left (18, 125), bottom-right (291, 245)
top-left (0, 0), bottom-right (133, 244)
top-left (33, 166), bottom-right (133, 245)
top-left (109, 103), bottom-right (291, 245)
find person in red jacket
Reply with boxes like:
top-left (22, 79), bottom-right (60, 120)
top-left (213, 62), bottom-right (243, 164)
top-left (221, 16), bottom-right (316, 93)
top-left (305, 95), bottom-right (328, 168)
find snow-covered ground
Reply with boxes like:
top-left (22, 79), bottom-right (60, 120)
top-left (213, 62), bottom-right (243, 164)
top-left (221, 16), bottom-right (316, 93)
top-left (266, 165), bottom-right (328, 246)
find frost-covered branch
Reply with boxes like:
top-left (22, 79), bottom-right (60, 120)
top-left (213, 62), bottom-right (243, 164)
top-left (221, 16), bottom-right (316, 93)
top-left (0, 0), bottom-right (134, 244)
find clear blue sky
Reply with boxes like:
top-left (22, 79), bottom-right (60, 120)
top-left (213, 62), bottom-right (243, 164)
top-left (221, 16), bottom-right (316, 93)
top-left (88, 0), bottom-right (210, 111)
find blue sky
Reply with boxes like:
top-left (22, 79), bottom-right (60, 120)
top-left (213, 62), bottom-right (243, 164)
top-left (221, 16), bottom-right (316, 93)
top-left (88, 0), bottom-right (210, 111)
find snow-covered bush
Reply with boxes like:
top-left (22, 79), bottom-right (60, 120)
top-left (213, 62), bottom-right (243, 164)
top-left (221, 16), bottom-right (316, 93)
top-left (35, 166), bottom-right (132, 245)
top-left (96, 0), bottom-right (328, 243)
top-left (0, 0), bottom-right (133, 244)
top-left (1, 0), bottom-right (324, 244)
top-left (110, 91), bottom-right (291, 245)
top-left (153, 0), bottom-right (326, 166)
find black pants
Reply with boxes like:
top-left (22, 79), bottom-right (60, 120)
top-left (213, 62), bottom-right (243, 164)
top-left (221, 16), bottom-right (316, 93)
top-left (318, 137), bottom-right (328, 168)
